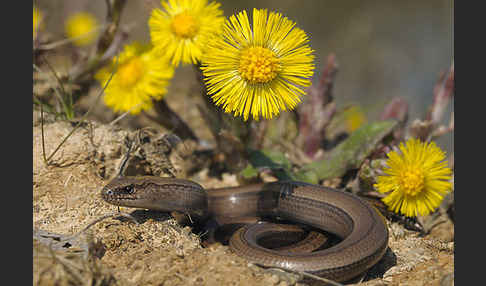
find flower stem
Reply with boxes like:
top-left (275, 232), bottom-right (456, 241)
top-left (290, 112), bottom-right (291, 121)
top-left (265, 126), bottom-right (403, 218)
top-left (148, 99), bottom-right (198, 141)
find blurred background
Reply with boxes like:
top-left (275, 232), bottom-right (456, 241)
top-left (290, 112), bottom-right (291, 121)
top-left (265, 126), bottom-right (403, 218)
top-left (35, 0), bottom-right (453, 152)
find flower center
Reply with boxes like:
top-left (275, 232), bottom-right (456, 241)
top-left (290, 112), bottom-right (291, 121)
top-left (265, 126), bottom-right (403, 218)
top-left (171, 12), bottom-right (199, 39)
top-left (400, 168), bottom-right (425, 196)
top-left (239, 47), bottom-right (280, 84)
top-left (118, 57), bottom-right (144, 88)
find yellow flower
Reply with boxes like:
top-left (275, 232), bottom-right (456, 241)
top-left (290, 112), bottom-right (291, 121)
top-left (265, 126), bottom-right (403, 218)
top-left (200, 8), bottom-right (315, 121)
top-left (148, 0), bottom-right (224, 66)
top-left (33, 6), bottom-right (42, 39)
top-left (95, 42), bottom-right (174, 115)
top-left (64, 12), bottom-right (99, 46)
top-left (345, 106), bottom-right (367, 132)
top-left (374, 138), bottom-right (452, 217)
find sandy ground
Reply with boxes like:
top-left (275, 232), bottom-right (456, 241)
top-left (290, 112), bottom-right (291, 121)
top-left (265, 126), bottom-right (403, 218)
top-left (33, 119), bottom-right (454, 286)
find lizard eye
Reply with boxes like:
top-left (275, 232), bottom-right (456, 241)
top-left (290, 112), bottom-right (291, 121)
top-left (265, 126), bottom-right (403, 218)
top-left (125, 185), bottom-right (134, 194)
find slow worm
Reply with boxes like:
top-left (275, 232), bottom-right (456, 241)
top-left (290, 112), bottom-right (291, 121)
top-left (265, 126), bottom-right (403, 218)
top-left (101, 176), bottom-right (388, 282)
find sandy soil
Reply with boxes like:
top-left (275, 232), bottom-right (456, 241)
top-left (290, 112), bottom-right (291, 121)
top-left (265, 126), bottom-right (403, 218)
top-left (33, 119), bottom-right (454, 286)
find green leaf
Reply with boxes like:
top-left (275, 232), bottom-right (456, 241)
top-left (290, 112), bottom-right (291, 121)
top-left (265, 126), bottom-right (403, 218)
top-left (241, 148), bottom-right (298, 181)
top-left (240, 164), bottom-right (259, 179)
top-left (239, 120), bottom-right (396, 185)
top-left (296, 120), bottom-right (397, 181)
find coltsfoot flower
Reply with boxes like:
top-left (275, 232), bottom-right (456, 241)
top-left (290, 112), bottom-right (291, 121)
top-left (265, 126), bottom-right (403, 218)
top-left (95, 42), bottom-right (174, 115)
top-left (65, 12), bottom-right (99, 46)
top-left (345, 106), bottom-right (367, 132)
top-left (374, 138), bottom-right (452, 217)
top-left (148, 0), bottom-right (224, 66)
top-left (200, 8), bottom-right (315, 121)
top-left (34, 6), bottom-right (43, 39)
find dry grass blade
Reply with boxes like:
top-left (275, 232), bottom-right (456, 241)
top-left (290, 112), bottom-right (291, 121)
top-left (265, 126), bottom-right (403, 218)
top-left (41, 55), bottom-right (119, 166)
top-left (298, 271), bottom-right (345, 286)
top-left (47, 244), bottom-right (85, 285)
top-left (41, 56), bottom-right (73, 118)
top-left (37, 25), bottom-right (106, 51)
top-left (67, 0), bottom-right (127, 82)
top-left (63, 211), bottom-right (139, 243)
top-left (108, 103), bottom-right (141, 125)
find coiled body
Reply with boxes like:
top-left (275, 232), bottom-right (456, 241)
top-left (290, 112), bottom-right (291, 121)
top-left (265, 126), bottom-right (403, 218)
top-left (102, 176), bottom-right (389, 282)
